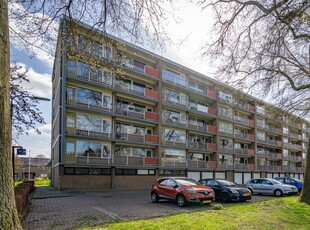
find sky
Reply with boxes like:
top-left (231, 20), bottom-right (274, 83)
top-left (10, 1), bottom-right (214, 159)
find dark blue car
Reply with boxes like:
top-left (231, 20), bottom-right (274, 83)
top-left (274, 177), bottom-right (303, 193)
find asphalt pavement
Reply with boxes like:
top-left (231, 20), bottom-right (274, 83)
top-left (23, 186), bottom-right (279, 230)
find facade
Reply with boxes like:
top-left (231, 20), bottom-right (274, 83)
top-left (51, 19), bottom-right (309, 190)
top-left (15, 157), bottom-right (51, 179)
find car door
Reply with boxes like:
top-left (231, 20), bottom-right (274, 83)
top-left (206, 180), bottom-right (222, 199)
top-left (260, 179), bottom-right (274, 194)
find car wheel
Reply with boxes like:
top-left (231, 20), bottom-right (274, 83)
top-left (274, 189), bottom-right (283, 197)
top-left (221, 193), bottom-right (231, 203)
top-left (151, 192), bottom-right (159, 203)
top-left (176, 194), bottom-right (187, 207)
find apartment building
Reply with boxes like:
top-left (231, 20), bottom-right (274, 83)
top-left (51, 18), bottom-right (308, 190)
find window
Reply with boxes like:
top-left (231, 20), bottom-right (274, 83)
top-left (219, 122), bottom-right (233, 134)
top-left (219, 138), bottom-right (233, 150)
top-left (219, 91), bottom-right (232, 102)
top-left (165, 89), bottom-right (187, 105)
top-left (163, 129), bottom-right (186, 143)
top-left (163, 69), bottom-right (187, 86)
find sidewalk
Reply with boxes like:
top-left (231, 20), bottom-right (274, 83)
top-left (23, 187), bottom-right (113, 230)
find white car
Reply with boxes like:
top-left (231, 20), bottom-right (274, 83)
top-left (245, 178), bottom-right (298, 197)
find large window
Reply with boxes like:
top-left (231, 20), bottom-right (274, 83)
top-left (115, 146), bottom-right (152, 157)
top-left (219, 138), bottom-right (233, 150)
top-left (115, 123), bottom-right (146, 135)
top-left (162, 149), bottom-right (186, 162)
top-left (219, 122), bottom-right (233, 134)
top-left (163, 129), bottom-right (186, 143)
top-left (163, 69), bottom-right (187, 86)
top-left (163, 110), bottom-right (186, 124)
top-left (165, 89), bottom-right (187, 105)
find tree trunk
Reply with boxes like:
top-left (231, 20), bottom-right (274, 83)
top-left (0, 0), bottom-right (22, 228)
top-left (299, 137), bottom-right (310, 204)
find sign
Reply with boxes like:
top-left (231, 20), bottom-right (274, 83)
top-left (17, 148), bottom-right (26, 155)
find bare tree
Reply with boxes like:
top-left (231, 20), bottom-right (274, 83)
top-left (10, 65), bottom-right (46, 139)
top-left (1, 0), bottom-right (173, 227)
top-left (198, 0), bottom-right (310, 203)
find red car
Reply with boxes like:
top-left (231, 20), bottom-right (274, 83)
top-left (151, 177), bottom-right (215, 207)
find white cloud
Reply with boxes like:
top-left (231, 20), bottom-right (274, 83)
top-left (14, 62), bottom-right (52, 99)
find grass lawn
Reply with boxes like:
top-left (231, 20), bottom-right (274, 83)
top-left (81, 197), bottom-right (310, 230)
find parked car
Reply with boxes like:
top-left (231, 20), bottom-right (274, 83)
top-left (151, 177), bottom-right (215, 207)
top-left (245, 178), bottom-right (298, 197)
top-left (199, 178), bottom-right (252, 203)
top-left (274, 177), bottom-right (303, 193)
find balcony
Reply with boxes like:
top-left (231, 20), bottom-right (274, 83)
top-left (115, 133), bottom-right (159, 144)
top-left (234, 164), bottom-right (255, 170)
top-left (188, 123), bottom-right (217, 134)
top-left (114, 81), bottom-right (159, 100)
top-left (163, 119), bottom-right (187, 128)
top-left (218, 147), bottom-right (234, 154)
top-left (234, 116), bottom-right (255, 126)
top-left (218, 163), bottom-right (235, 170)
top-left (188, 86), bottom-right (217, 99)
top-left (257, 165), bottom-right (278, 171)
top-left (162, 140), bottom-right (187, 148)
top-left (234, 148), bottom-right (255, 156)
top-left (257, 151), bottom-right (277, 159)
top-left (67, 99), bottom-right (112, 113)
top-left (66, 127), bottom-right (112, 139)
top-left (76, 156), bottom-right (112, 164)
top-left (115, 108), bottom-right (159, 122)
top-left (188, 142), bottom-right (217, 151)
top-left (190, 105), bottom-right (217, 117)
top-left (187, 160), bottom-right (217, 169)
top-left (161, 159), bottom-right (187, 167)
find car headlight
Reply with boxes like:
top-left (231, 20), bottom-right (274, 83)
top-left (185, 189), bottom-right (197, 194)
top-left (229, 188), bottom-right (239, 194)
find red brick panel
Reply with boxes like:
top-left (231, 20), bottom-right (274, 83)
top-left (145, 134), bottom-right (159, 143)
top-left (145, 66), bottom-right (159, 78)
top-left (145, 88), bottom-right (159, 100)
top-left (145, 111), bottom-right (159, 121)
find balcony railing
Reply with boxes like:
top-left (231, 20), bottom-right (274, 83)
top-left (162, 140), bottom-right (187, 148)
top-left (115, 133), bottom-right (159, 144)
top-left (115, 108), bottom-right (159, 122)
top-left (76, 156), bottom-right (112, 164)
top-left (187, 160), bottom-right (217, 169)
top-left (234, 148), bottom-right (255, 156)
top-left (67, 99), bottom-right (112, 113)
top-left (161, 159), bottom-right (187, 167)
top-left (163, 119), bottom-right (187, 128)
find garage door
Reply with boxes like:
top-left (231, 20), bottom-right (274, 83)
top-left (253, 173), bottom-right (260, 179)
top-left (234, 173), bottom-right (243, 184)
top-left (267, 173), bottom-right (272, 178)
top-left (300, 174), bottom-right (304, 181)
top-left (202, 172), bottom-right (213, 179)
top-left (188, 172), bottom-right (200, 181)
top-left (215, 172), bottom-right (226, 179)
top-left (244, 173), bottom-right (252, 184)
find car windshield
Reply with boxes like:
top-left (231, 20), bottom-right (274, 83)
top-left (175, 178), bottom-right (200, 186)
top-left (269, 179), bottom-right (282, 184)
top-left (218, 180), bottom-right (238, 187)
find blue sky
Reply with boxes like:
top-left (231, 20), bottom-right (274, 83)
top-left (10, 1), bottom-right (214, 159)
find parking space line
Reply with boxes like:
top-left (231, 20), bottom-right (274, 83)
top-left (93, 207), bottom-right (125, 221)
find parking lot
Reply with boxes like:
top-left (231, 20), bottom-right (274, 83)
top-left (24, 186), bottom-right (281, 230)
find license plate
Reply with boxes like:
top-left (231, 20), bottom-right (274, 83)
top-left (203, 200), bottom-right (212, 204)
top-left (243, 193), bottom-right (250, 197)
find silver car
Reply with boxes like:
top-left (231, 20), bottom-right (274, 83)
top-left (246, 178), bottom-right (298, 197)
